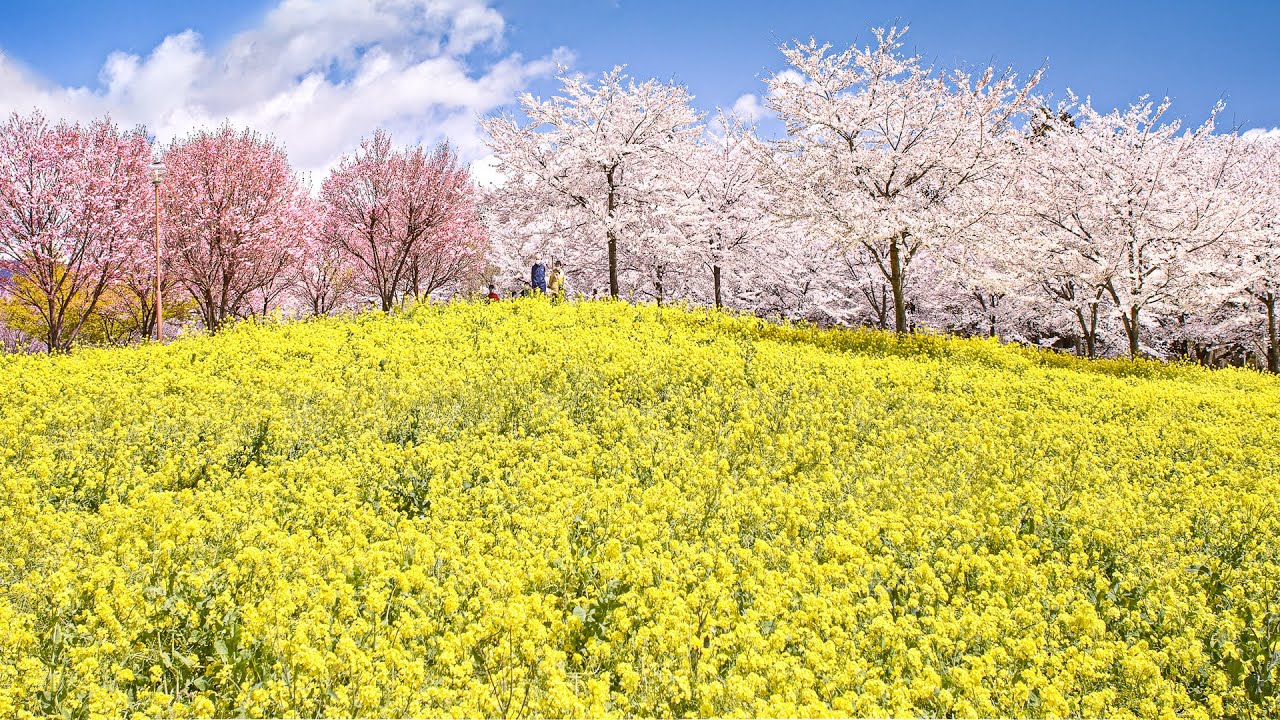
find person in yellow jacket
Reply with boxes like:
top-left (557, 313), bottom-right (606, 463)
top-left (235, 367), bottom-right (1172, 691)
top-left (547, 261), bottom-right (566, 302)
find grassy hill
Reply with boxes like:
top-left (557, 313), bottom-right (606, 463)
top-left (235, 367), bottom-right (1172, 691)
top-left (1, 300), bottom-right (1277, 718)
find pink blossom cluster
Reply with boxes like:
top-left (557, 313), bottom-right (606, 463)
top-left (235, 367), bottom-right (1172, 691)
top-left (0, 118), bottom-right (487, 350)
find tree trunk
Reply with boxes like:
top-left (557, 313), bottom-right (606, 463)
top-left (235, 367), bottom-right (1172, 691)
top-left (1087, 292), bottom-right (1101, 358)
top-left (1073, 307), bottom-right (1097, 358)
top-left (712, 264), bottom-right (722, 309)
top-left (202, 298), bottom-right (219, 334)
top-left (45, 292), bottom-right (58, 354)
top-left (1104, 280), bottom-right (1140, 358)
top-left (1124, 306), bottom-right (1140, 359)
top-left (888, 234), bottom-right (907, 334)
top-left (1266, 293), bottom-right (1278, 374)
top-left (1073, 309), bottom-right (1087, 357)
top-left (607, 228), bottom-right (619, 299)
top-left (138, 291), bottom-right (155, 341)
top-left (606, 170), bottom-right (620, 299)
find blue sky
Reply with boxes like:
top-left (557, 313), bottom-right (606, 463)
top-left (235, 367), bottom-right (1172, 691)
top-left (0, 0), bottom-right (1275, 174)
top-left (496, 0), bottom-right (1280, 131)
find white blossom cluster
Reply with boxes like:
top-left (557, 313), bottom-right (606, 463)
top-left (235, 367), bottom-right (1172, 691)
top-left (481, 28), bottom-right (1280, 368)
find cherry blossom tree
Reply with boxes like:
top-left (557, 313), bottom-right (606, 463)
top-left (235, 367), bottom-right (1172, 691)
top-left (1008, 225), bottom-right (1114, 357)
top-left (0, 112), bottom-right (152, 352)
top-left (738, 226), bottom-right (843, 321)
top-left (114, 248), bottom-right (187, 341)
top-left (1217, 136), bottom-right (1280, 371)
top-left (674, 118), bottom-right (776, 308)
top-left (989, 115), bottom-right (1113, 356)
top-left (160, 123), bottom-right (312, 333)
top-left (295, 233), bottom-right (359, 316)
top-left (760, 26), bottom-right (1042, 333)
top-left (481, 67), bottom-right (703, 299)
top-left (320, 130), bottom-right (485, 311)
top-left (1017, 98), bottom-right (1251, 358)
top-left (1248, 138), bottom-right (1280, 370)
top-left (932, 234), bottom-right (1032, 340)
top-left (403, 189), bottom-right (487, 302)
top-left (245, 199), bottom-right (315, 317)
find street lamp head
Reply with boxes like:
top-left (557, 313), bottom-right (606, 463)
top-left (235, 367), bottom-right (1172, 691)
top-left (150, 158), bottom-right (166, 186)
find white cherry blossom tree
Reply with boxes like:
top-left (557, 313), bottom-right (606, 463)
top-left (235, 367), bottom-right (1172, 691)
top-left (482, 67), bottom-right (703, 299)
top-left (759, 26), bottom-right (1042, 333)
top-left (1017, 98), bottom-right (1251, 358)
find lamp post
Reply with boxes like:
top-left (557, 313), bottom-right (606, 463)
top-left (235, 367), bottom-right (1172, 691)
top-left (149, 157), bottom-right (166, 342)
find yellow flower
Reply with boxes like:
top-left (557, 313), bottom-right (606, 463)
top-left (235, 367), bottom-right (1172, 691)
top-left (0, 300), bottom-right (1275, 717)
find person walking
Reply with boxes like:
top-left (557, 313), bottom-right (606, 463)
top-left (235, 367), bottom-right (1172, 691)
top-left (531, 261), bottom-right (547, 294)
top-left (548, 261), bottom-right (566, 302)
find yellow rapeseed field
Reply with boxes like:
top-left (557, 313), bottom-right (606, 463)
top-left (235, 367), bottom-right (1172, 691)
top-left (0, 300), bottom-right (1277, 718)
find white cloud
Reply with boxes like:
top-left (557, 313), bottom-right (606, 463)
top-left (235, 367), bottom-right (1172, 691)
top-left (0, 0), bottom-right (568, 178)
top-left (469, 152), bottom-right (505, 187)
top-left (731, 93), bottom-right (765, 122)
top-left (770, 69), bottom-right (807, 94)
top-left (1243, 127), bottom-right (1280, 140)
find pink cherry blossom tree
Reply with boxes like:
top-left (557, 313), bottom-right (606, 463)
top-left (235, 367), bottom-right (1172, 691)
top-left (320, 130), bottom-right (485, 311)
top-left (294, 230), bottom-right (359, 317)
top-left (115, 243), bottom-right (185, 341)
top-left (0, 112), bottom-right (152, 352)
top-left (160, 123), bottom-right (313, 333)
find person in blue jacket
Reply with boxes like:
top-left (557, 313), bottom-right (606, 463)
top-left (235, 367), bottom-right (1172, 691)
top-left (531, 261), bottom-right (547, 294)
